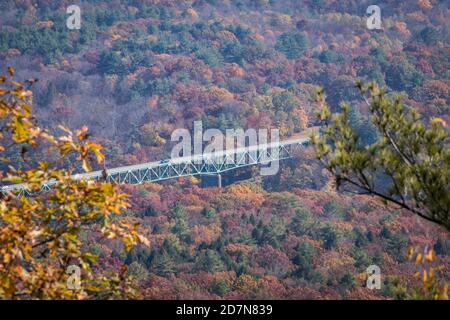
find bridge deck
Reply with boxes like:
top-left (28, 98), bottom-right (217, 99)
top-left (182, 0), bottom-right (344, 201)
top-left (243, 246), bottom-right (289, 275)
top-left (1, 127), bottom-right (319, 194)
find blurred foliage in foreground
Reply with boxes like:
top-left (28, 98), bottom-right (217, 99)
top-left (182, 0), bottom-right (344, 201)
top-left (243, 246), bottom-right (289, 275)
top-left (312, 82), bottom-right (450, 231)
top-left (0, 68), bottom-right (148, 299)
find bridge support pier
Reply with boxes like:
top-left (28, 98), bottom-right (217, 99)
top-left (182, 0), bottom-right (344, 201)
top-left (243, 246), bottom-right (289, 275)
top-left (200, 173), bottom-right (222, 188)
top-left (217, 173), bottom-right (222, 188)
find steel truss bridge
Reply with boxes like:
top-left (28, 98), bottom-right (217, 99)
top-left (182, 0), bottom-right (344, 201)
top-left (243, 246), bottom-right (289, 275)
top-left (1, 137), bottom-right (311, 196)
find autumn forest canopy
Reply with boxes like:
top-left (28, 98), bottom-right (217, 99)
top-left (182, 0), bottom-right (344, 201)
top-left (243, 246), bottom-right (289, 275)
top-left (0, 0), bottom-right (449, 300)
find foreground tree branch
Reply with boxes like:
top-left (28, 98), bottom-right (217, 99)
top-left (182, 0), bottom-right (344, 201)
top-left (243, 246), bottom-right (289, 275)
top-left (0, 68), bottom-right (149, 299)
top-left (312, 82), bottom-right (450, 231)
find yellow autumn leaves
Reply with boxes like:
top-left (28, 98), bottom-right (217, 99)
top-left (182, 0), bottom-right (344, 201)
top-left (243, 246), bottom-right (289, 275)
top-left (408, 247), bottom-right (448, 300)
top-left (0, 69), bottom-right (149, 299)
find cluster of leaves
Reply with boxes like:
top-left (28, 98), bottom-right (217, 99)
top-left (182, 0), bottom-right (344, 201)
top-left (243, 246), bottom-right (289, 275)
top-left (312, 82), bottom-right (450, 230)
top-left (0, 70), bottom-right (148, 299)
top-left (405, 247), bottom-right (448, 300)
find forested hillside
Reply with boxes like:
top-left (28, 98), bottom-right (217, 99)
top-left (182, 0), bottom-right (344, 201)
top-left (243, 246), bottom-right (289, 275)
top-left (0, 0), bottom-right (449, 299)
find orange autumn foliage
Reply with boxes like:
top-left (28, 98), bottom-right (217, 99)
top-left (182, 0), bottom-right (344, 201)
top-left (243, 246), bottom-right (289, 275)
top-left (191, 224), bottom-right (222, 245)
top-left (225, 243), bottom-right (254, 255)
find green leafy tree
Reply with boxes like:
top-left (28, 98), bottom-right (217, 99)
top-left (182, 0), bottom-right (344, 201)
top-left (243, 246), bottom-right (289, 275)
top-left (418, 27), bottom-right (440, 46)
top-left (319, 223), bottom-right (339, 250)
top-left (292, 242), bottom-right (317, 280)
top-left (385, 57), bottom-right (424, 92)
top-left (196, 46), bottom-right (223, 67)
top-left (339, 273), bottom-right (357, 290)
top-left (202, 206), bottom-right (217, 218)
top-left (272, 91), bottom-right (300, 113)
top-left (387, 233), bottom-right (409, 262)
top-left (351, 247), bottom-right (371, 269)
top-left (128, 261), bottom-right (149, 282)
top-left (98, 51), bottom-right (126, 76)
top-left (317, 50), bottom-right (344, 64)
top-left (220, 40), bottom-right (244, 64)
top-left (312, 82), bottom-right (450, 230)
top-left (170, 202), bottom-right (190, 240)
top-left (275, 31), bottom-right (309, 59)
top-left (323, 199), bottom-right (344, 216)
top-left (210, 279), bottom-right (230, 296)
top-left (291, 207), bottom-right (315, 236)
top-left (152, 249), bottom-right (176, 276)
top-left (194, 250), bottom-right (224, 272)
top-left (353, 227), bottom-right (369, 248)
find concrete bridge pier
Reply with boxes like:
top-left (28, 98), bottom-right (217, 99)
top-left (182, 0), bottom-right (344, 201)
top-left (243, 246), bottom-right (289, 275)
top-left (217, 173), bottom-right (222, 188)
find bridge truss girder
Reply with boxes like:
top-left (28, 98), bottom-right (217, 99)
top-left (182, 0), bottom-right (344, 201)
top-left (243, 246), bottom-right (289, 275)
top-left (1, 139), bottom-right (309, 196)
